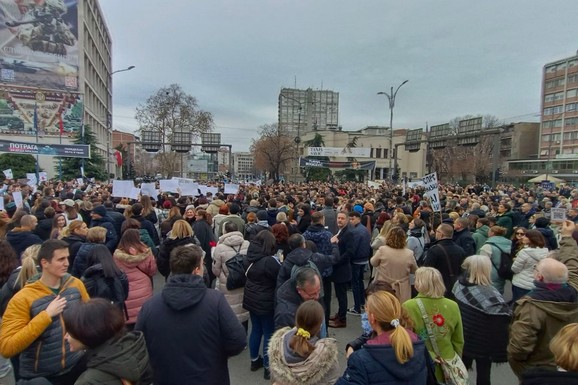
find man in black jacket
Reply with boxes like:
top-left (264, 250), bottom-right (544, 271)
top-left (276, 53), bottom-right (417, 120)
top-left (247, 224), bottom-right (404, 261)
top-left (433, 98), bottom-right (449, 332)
top-left (136, 245), bottom-right (246, 385)
top-left (327, 211), bottom-right (353, 328)
top-left (104, 200), bottom-right (125, 237)
top-left (453, 217), bottom-right (476, 257)
top-left (89, 205), bottom-right (118, 251)
top-left (274, 268), bottom-right (321, 330)
top-left (423, 223), bottom-right (466, 298)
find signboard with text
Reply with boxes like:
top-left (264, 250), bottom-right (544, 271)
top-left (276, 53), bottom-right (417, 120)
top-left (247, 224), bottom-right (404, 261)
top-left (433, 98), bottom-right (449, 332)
top-left (0, 139), bottom-right (89, 158)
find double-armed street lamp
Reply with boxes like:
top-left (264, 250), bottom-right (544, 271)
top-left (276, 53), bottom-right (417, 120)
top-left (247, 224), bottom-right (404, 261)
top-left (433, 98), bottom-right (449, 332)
top-left (378, 79), bottom-right (409, 181)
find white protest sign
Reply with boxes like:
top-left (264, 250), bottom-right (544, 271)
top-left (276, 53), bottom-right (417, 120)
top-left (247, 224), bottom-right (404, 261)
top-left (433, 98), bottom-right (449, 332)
top-left (159, 179), bottom-right (179, 193)
top-left (80, 166), bottom-right (85, 177)
top-left (112, 180), bottom-right (135, 198)
top-left (367, 180), bottom-right (381, 189)
top-left (129, 187), bottom-right (141, 200)
top-left (12, 191), bottom-right (23, 208)
top-left (550, 208), bottom-right (567, 223)
top-left (38, 172), bottom-right (48, 183)
top-left (224, 184), bottom-right (239, 195)
top-left (205, 186), bottom-right (218, 196)
top-left (197, 184), bottom-right (208, 196)
top-left (76, 178), bottom-right (84, 186)
top-left (3, 169), bottom-right (13, 180)
top-left (0, 197), bottom-right (4, 211)
top-left (422, 172), bottom-right (441, 212)
top-left (26, 173), bottom-right (37, 186)
top-left (140, 183), bottom-right (158, 197)
top-left (179, 182), bottom-right (199, 196)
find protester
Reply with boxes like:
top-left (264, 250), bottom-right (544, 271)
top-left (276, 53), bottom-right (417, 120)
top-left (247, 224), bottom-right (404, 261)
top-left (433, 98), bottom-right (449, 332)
top-left (511, 229), bottom-right (549, 301)
top-left (480, 225), bottom-right (512, 294)
top-left (63, 298), bottom-right (152, 384)
top-left (268, 301), bottom-right (340, 385)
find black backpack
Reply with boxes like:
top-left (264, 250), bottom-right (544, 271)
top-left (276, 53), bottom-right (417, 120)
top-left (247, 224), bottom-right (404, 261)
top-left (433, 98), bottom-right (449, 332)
top-left (487, 242), bottom-right (513, 280)
top-left (225, 246), bottom-right (246, 290)
top-left (82, 265), bottom-right (129, 318)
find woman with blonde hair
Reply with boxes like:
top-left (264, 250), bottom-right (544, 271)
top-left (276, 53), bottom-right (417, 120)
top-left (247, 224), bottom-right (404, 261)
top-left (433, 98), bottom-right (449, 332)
top-left (521, 323), bottom-right (578, 384)
top-left (336, 291), bottom-right (428, 385)
top-left (403, 267), bottom-right (465, 384)
top-left (72, 226), bottom-right (107, 277)
top-left (370, 227), bottom-right (417, 304)
top-left (61, 220), bottom-right (88, 269)
top-left (113, 229), bottom-right (157, 328)
top-left (269, 300), bottom-right (340, 385)
top-left (370, 219), bottom-right (393, 252)
top-left (158, 219), bottom-right (198, 279)
top-left (452, 255), bottom-right (511, 385)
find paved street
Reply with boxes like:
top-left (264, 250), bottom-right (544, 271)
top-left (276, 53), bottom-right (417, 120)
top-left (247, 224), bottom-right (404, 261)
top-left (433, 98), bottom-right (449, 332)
top-left (152, 273), bottom-right (519, 385)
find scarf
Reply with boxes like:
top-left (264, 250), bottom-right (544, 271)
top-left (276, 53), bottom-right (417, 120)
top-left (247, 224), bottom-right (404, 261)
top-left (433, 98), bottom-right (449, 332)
top-left (453, 278), bottom-right (511, 316)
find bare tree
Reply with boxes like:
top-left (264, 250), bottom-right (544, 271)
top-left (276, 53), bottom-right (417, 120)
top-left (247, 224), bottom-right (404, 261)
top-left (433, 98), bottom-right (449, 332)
top-left (429, 114), bottom-right (503, 183)
top-left (135, 84), bottom-right (213, 178)
top-left (251, 123), bottom-right (294, 181)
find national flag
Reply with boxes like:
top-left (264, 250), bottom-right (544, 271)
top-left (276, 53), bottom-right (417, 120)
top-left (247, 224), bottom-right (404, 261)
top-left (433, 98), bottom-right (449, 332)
top-left (59, 114), bottom-right (64, 135)
top-left (114, 150), bottom-right (123, 167)
top-left (33, 104), bottom-right (38, 131)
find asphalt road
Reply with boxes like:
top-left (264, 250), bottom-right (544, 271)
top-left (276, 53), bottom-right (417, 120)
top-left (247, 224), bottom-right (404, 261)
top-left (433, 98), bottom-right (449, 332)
top-left (152, 273), bottom-right (519, 385)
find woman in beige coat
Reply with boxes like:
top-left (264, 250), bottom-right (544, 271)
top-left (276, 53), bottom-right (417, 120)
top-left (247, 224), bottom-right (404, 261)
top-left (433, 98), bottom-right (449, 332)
top-left (212, 221), bottom-right (250, 330)
top-left (370, 226), bottom-right (417, 304)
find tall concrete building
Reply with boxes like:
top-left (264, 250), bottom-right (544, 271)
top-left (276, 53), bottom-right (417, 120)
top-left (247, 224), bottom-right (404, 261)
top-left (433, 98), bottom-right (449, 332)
top-left (278, 88), bottom-right (339, 140)
top-left (0, 0), bottom-right (112, 178)
top-left (78, 0), bottom-right (113, 174)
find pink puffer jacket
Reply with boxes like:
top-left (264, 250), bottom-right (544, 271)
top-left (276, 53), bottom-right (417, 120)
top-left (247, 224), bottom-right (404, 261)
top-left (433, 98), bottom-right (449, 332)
top-left (113, 247), bottom-right (157, 324)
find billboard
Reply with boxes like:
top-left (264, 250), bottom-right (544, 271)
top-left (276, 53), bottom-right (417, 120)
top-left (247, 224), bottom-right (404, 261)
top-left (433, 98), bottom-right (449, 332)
top-left (0, 138), bottom-right (89, 158)
top-left (307, 147), bottom-right (371, 158)
top-left (0, 86), bottom-right (82, 135)
top-left (300, 157), bottom-right (375, 171)
top-left (0, 0), bottom-right (80, 91)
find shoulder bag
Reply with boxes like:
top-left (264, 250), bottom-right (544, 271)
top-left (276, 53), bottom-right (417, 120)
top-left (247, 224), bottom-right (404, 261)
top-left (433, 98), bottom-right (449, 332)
top-left (416, 299), bottom-right (468, 385)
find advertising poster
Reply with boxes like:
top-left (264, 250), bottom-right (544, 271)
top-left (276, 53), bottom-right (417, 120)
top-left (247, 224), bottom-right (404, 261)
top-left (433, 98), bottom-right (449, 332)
top-left (0, 138), bottom-right (89, 157)
top-left (0, 0), bottom-right (79, 91)
top-left (299, 157), bottom-right (376, 171)
top-left (0, 86), bottom-right (82, 135)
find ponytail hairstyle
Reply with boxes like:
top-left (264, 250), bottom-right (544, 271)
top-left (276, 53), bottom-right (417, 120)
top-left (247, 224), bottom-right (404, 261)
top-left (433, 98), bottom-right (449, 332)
top-left (16, 244), bottom-right (41, 289)
top-left (289, 300), bottom-right (324, 359)
top-left (366, 291), bottom-right (414, 364)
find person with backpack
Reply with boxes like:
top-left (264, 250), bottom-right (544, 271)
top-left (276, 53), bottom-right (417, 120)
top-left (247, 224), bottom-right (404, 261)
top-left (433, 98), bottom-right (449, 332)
top-left (81, 244), bottom-right (129, 318)
top-left (212, 222), bottom-right (250, 332)
top-left (480, 226), bottom-right (512, 295)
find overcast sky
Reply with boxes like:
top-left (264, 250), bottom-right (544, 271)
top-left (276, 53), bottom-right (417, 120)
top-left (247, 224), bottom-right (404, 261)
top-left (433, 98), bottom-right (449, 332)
top-left (99, 0), bottom-right (578, 152)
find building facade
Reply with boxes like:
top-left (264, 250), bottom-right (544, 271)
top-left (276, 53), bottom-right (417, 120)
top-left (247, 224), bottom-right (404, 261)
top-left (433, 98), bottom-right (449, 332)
top-left (278, 88), bottom-right (339, 140)
top-left (300, 126), bottom-right (427, 181)
top-left (233, 152), bottom-right (256, 181)
top-left (0, 0), bottom-right (112, 179)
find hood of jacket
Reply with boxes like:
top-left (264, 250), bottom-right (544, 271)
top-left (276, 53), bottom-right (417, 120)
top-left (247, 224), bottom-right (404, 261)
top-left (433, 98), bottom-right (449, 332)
top-left (269, 327), bottom-right (338, 385)
top-left (218, 231), bottom-right (245, 248)
top-left (113, 247), bottom-right (151, 265)
top-left (475, 225), bottom-right (490, 238)
top-left (85, 331), bottom-right (149, 382)
top-left (363, 339), bottom-right (427, 381)
top-left (163, 235), bottom-right (197, 248)
top-left (305, 223), bottom-right (326, 233)
top-left (246, 238), bottom-right (273, 263)
top-left (62, 234), bottom-right (86, 244)
top-left (521, 247), bottom-right (549, 262)
top-left (162, 274), bottom-right (206, 311)
top-left (285, 247), bottom-right (314, 266)
top-left (519, 294), bottom-right (578, 323)
top-left (486, 235), bottom-right (512, 252)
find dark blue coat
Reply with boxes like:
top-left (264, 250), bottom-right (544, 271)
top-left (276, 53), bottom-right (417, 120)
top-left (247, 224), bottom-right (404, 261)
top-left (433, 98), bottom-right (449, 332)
top-left (90, 216), bottom-right (118, 251)
top-left (349, 223), bottom-right (372, 264)
top-left (331, 224), bottom-right (354, 283)
top-left (336, 339), bottom-right (428, 385)
top-left (135, 274), bottom-right (246, 385)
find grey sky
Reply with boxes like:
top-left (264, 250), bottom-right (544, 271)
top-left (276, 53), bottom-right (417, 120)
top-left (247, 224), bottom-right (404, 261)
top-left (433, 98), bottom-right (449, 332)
top-left (100, 0), bottom-right (578, 152)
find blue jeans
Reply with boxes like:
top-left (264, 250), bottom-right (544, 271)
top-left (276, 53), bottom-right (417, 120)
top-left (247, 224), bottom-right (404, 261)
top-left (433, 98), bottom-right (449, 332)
top-left (249, 312), bottom-right (274, 368)
top-left (351, 263), bottom-right (366, 312)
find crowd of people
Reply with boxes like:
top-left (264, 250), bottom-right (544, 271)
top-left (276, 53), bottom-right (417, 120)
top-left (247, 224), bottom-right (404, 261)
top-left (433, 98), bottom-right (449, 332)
top-left (0, 178), bottom-right (578, 385)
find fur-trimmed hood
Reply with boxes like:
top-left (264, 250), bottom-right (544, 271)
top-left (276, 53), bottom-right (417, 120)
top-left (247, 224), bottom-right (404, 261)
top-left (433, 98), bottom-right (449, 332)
top-left (113, 247), bottom-right (152, 265)
top-left (268, 327), bottom-right (340, 385)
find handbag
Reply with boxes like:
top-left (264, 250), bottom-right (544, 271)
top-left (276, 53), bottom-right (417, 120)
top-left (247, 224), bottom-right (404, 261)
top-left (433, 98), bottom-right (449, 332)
top-left (416, 299), bottom-right (468, 385)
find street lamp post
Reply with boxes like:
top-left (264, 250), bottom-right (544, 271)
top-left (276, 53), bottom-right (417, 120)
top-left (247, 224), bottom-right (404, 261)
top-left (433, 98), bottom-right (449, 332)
top-left (108, 65), bottom-right (136, 177)
top-left (378, 80), bottom-right (409, 181)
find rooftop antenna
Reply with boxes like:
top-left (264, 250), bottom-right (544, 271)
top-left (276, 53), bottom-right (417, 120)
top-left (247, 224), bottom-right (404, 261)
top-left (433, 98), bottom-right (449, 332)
top-left (294, 75), bottom-right (297, 89)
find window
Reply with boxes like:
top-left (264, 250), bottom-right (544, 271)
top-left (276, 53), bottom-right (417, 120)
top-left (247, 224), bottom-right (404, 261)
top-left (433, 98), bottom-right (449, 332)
top-left (566, 103), bottom-right (577, 112)
top-left (569, 74), bottom-right (578, 84)
top-left (546, 65), bottom-right (557, 73)
top-left (567, 89), bottom-right (578, 98)
top-left (375, 148), bottom-right (382, 158)
top-left (569, 59), bottom-right (578, 67)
